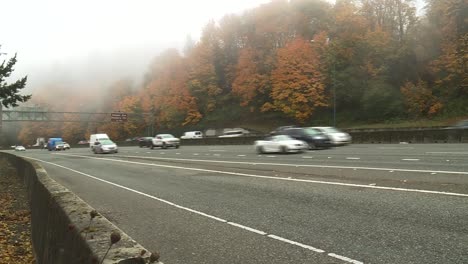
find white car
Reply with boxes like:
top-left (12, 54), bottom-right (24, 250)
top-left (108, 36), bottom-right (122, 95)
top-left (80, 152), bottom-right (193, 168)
top-left (151, 134), bottom-right (180, 149)
top-left (14, 146), bottom-right (26, 151)
top-left (63, 142), bottom-right (71, 150)
top-left (218, 130), bottom-right (245, 138)
top-left (255, 135), bottom-right (307, 154)
top-left (92, 140), bottom-right (118, 154)
top-left (311, 126), bottom-right (351, 146)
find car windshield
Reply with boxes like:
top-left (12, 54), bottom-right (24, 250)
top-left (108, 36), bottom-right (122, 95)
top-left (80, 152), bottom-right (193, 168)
top-left (321, 127), bottom-right (341, 133)
top-left (100, 140), bottom-right (115, 145)
top-left (304, 128), bottom-right (321, 136)
top-left (56, 141), bottom-right (64, 145)
top-left (158, 134), bottom-right (174, 138)
top-left (273, 135), bottom-right (293, 141)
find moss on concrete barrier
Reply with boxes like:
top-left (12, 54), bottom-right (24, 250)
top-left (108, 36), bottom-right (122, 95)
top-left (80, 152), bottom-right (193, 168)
top-left (1, 152), bottom-right (162, 264)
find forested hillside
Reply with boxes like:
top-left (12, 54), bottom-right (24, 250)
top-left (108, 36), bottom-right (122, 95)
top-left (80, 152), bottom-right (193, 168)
top-left (18, 0), bottom-right (467, 143)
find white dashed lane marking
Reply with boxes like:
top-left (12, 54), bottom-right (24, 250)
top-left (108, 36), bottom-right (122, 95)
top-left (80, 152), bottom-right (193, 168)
top-left (27, 157), bottom-right (363, 264)
top-left (328, 253), bottom-right (364, 264)
top-left (346, 157), bottom-right (360, 160)
top-left (402, 159), bottom-right (420, 161)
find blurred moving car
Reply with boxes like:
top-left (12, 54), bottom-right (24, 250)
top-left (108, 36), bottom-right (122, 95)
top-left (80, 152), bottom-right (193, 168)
top-left (47, 137), bottom-right (64, 151)
top-left (453, 119), bottom-right (468, 129)
top-left (270, 125), bottom-right (297, 135)
top-left (63, 142), bottom-right (71, 150)
top-left (14, 146), bottom-right (26, 151)
top-left (54, 142), bottom-right (65, 151)
top-left (275, 127), bottom-right (332, 149)
top-left (218, 130), bottom-right (245, 138)
top-left (311, 127), bottom-right (352, 146)
top-left (77, 140), bottom-right (89, 145)
top-left (181, 131), bottom-right (203, 139)
top-left (89, 134), bottom-right (110, 148)
top-left (255, 135), bottom-right (307, 154)
top-left (138, 137), bottom-right (153, 147)
top-left (92, 140), bottom-right (118, 154)
top-left (151, 134), bottom-right (180, 149)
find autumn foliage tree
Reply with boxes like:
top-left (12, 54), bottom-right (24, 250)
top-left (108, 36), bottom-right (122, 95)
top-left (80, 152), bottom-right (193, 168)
top-left (400, 80), bottom-right (443, 117)
top-left (232, 48), bottom-right (270, 109)
top-left (14, 0), bottom-right (468, 144)
top-left (263, 37), bottom-right (327, 123)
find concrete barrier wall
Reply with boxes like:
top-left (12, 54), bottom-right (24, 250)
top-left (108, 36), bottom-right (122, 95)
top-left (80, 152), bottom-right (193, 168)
top-left (349, 129), bottom-right (468, 144)
top-left (1, 153), bottom-right (160, 264)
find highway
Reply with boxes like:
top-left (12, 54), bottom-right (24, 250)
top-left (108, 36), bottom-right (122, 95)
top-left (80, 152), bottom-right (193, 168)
top-left (10, 144), bottom-right (468, 264)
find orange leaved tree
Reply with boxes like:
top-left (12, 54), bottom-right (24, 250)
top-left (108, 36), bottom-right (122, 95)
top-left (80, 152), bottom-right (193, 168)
top-left (263, 37), bottom-right (327, 123)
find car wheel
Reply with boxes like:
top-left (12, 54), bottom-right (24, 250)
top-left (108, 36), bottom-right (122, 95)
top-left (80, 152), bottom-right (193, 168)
top-left (175, 145), bottom-right (180, 149)
top-left (162, 143), bottom-right (167, 149)
top-left (308, 142), bottom-right (316, 150)
top-left (281, 146), bottom-right (288, 154)
top-left (256, 146), bottom-right (265, 154)
top-left (150, 144), bottom-right (154, 150)
top-left (92, 148), bottom-right (96, 154)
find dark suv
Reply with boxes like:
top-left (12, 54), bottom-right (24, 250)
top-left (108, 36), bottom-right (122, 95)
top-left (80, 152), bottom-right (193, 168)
top-left (275, 127), bottom-right (332, 149)
top-left (138, 137), bottom-right (153, 147)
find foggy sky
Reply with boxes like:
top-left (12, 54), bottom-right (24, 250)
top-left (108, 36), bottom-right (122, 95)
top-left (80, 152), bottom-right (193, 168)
top-left (1, 0), bottom-right (425, 95)
top-left (1, 0), bottom-right (271, 92)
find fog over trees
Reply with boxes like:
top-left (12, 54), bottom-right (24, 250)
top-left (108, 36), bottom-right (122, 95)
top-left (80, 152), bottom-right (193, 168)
top-left (12, 0), bottom-right (468, 144)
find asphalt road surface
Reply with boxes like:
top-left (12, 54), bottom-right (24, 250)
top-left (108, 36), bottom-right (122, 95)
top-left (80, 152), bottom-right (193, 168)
top-left (9, 143), bottom-right (468, 264)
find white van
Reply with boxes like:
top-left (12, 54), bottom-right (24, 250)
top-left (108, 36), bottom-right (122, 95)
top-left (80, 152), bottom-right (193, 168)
top-left (89, 134), bottom-right (110, 148)
top-left (181, 131), bottom-right (203, 139)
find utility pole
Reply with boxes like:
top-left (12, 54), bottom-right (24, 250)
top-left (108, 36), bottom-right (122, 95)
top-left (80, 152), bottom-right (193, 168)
top-left (333, 58), bottom-right (336, 127)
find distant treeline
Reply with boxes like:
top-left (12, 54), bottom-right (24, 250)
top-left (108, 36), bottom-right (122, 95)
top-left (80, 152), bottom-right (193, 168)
top-left (19, 0), bottom-right (467, 144)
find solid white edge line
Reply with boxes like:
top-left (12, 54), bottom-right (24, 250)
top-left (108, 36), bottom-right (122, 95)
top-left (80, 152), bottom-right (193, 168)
top-left (328, 253), bottom-right (364, 264)
top-left (267, 235), bottom-right (325, 253)
top-left (227, 222), bottom-right (267, 235)
top-left (25, 156), bottom-right (368, 262)
top-left (25, 157), bottom-right (228, 223)
top-left (53, 154), bottom-right (468, 198)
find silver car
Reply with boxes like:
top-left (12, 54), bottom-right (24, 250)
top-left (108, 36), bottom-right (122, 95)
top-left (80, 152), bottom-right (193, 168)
top-left (92, 140), bottom-right (118, 154)
top-left (151, 134), bottom-right (180, 149)
top-left (311, 127), bottom-right (352, 146)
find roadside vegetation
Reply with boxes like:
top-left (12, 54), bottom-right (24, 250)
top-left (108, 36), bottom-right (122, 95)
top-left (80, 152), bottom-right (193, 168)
top-left (12, 0), bottom-right (467, 143)
top-left (0, 159), bottom-right (34, 264)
